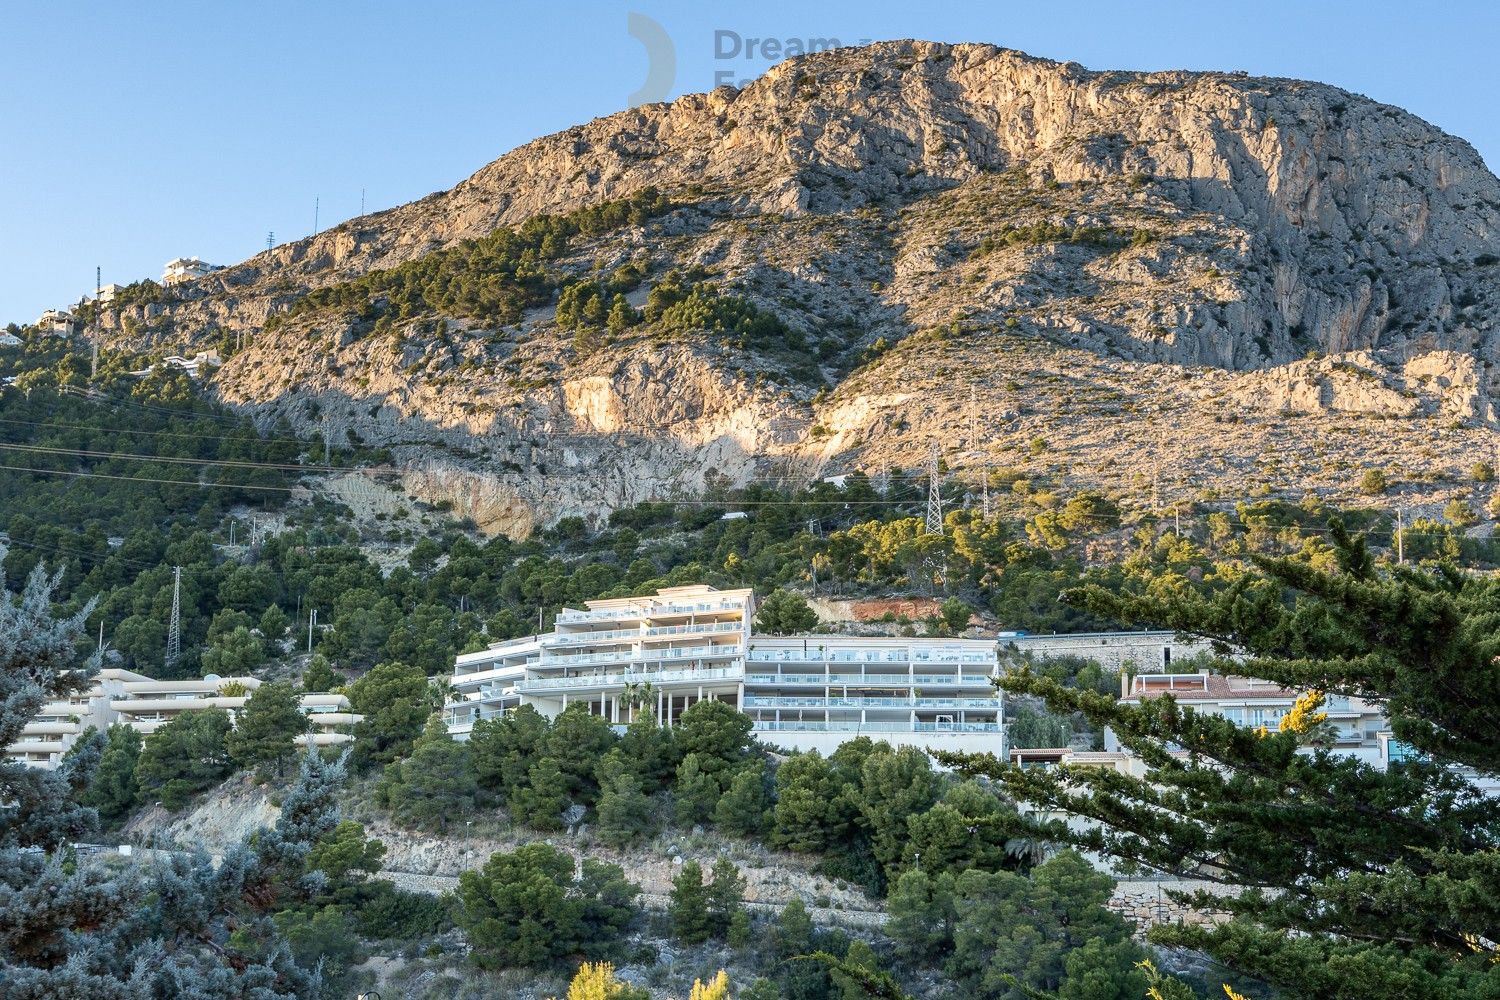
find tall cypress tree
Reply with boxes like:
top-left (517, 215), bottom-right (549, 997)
top-left (941, 521), bottom-right (1500, 999)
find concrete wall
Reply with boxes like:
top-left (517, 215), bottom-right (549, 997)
top-left (1008, 631), bottom-right (1216, 673)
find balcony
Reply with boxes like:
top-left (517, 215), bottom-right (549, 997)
top-left (555, 601), bottom-right (745, 624)
top-left (747, 649), bottom-right (994, 666)
top-left (743, 695), bottom-right (1000, 710)
top-left (452, 664), bottom-right (532, 687)
top-left (541, 644), bottom-right (742, 668)
top-left (745, 673), bottom-right (995, 687)
top-left (750, 720), bottom-right (1002, 734)
top-left (516, 664), bottom-right (743, 694)
top-left (545, 621), bottom-right (744, 647)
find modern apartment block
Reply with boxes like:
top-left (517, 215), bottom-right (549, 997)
top-left (1102, 670), bottom-right (1391, 765)
top-left (6, 670), bottom-right (362, 770)
top-left (446, 584), bottom-right (1006, 754)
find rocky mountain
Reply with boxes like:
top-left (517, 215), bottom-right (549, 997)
top-left (95, 40), bottom-right (1500, 533)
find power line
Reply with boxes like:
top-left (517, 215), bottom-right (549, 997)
top-left (0, 462), bottom-right (301, 492)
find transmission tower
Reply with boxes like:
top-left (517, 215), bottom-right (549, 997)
top-left (981, 474), bottom-right (992, 520)
top-left (165, 566), bottom-right (182, 672)
top-left (925, 443), bottom-right (943, 535)
top-left (266, 231), bottom-right (274, 252)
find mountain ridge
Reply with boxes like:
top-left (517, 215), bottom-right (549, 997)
top-left (89, 40), bottom-right (1500, 533)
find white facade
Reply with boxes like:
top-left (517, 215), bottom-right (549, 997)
top-left (97, 283), bottom-right (125, 303)
top-left (445, 585), bottom-right (1005, 755)
top-left (8, 668), bottom-right (147, 769)
top-left (744, 635), bottom-right (1003, 755)
top-left (162, 257), bottom-right (219, 284)
top-left (7, 671), bottom-right (362, 769)
top-left (1107, 671), bottom-right (1390, 758)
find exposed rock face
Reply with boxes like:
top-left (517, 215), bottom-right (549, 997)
top-left (93, 41), bottom-right (1500, 529)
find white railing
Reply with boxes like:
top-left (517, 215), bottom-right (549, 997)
top-left (744, 673), bottom-right (995, 687)
top-left (556, 601), bottom-right (745, 623)
top-left (517, 665), bottom-right (743, 693)
top-left (743, 696), bottom-right (999, 710)
top-left (542, 644), bottom-right (741, 668)
top-left (750, 720), bottom-right (1002, 734)
top-left (546, 621), bottom-right (744, 646)
top-left (748, 650), bottom-right (994, 665)
top-left (452, 664), bottom-right (532, 686)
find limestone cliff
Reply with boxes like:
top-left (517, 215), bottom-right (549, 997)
top-left (93, 41), bottom-right (1500, 530)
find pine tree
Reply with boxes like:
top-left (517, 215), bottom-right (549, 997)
top-left (618, 708), bottom-right (678, 792)
top-left (595, 772), bottom-right (656, 847)
top-left (78, 724), bottom-right (141, 825)
top-left (136, 707), bottom-right (234, 809)
top-left (714, 761), bottom-right (770, 836)
top-left (673, 752), bottom-right (724, 826)
top-left (705, 857), bottom-right (746, 937)
top-left (300, 653), bottom-right (337, 693)
top-left (669, 860), bottom-right (712, 943)
top-left (227, 680), bottom-right (309, 777)
top-left (512, 756), bottom-right (570, 831)
top-left (375, 716), bottom-right (476, 832)
top-left (754, 589), bottom-right (818, 634)
top-left (942, 520), bottom-right (1500, 999)
top-left (470, 702), bottom-right (550, 800)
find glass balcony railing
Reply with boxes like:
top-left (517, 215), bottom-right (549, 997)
top-left (750, 720), bottom-right (1002, 734)
top-left (747, 649), bottom-right (994, 665)
top-left (517, 664), bottom-right (744, 693)
top-left (545, 621), bottom-right (745, 646)
top-left (541, 644), bottom-right (742, 668)
top-left (745, 673), bottom-right (995, 687)
top-left (555, 601), bottom-right (745, 623)
top-left (743, 695), bottom-right (1000, 710)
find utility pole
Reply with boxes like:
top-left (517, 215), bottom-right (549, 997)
top-left (307, 608), bottom-right (318, 653)
top-left (1396, 507), bottom-right (1405, 564)
top-left (91, 266), bottom-right (100, 379)
top-left (313, 196), bottom-right (320, 236)
top-left (925, 443), bottom-right (943, 535)
top-left (165, 567), bottom-right (182, 673)
top-left (361, 188), bottom-right (366, 216)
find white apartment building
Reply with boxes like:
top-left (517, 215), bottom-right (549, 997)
top-left (445, 585), bottom-right (1006, 755)
top-left (7, 671), bottom-right (362, 770)
top-left (1107, 671), bottom-right (1390, 762)
top-left (97, 283), bottom-right (125, 303)
top-left (744, 635), bottom-right (1002, 754)
top-left (162, 257), bottom-right (219, 284)
top-left (9, 668), bottom-right (145, 769)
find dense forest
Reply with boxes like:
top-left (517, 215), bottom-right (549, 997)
top-left (4, 327), bottom-right (1499, 998)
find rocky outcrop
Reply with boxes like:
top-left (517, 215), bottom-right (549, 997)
top-left (87, 41), bottom-right (1500, 528)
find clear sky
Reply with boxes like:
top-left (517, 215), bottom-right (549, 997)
top-left (4, 1), bottom-right (1498, 326)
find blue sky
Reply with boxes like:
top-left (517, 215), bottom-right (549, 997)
top-left (4, 1), bottom-right (1498, 326)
